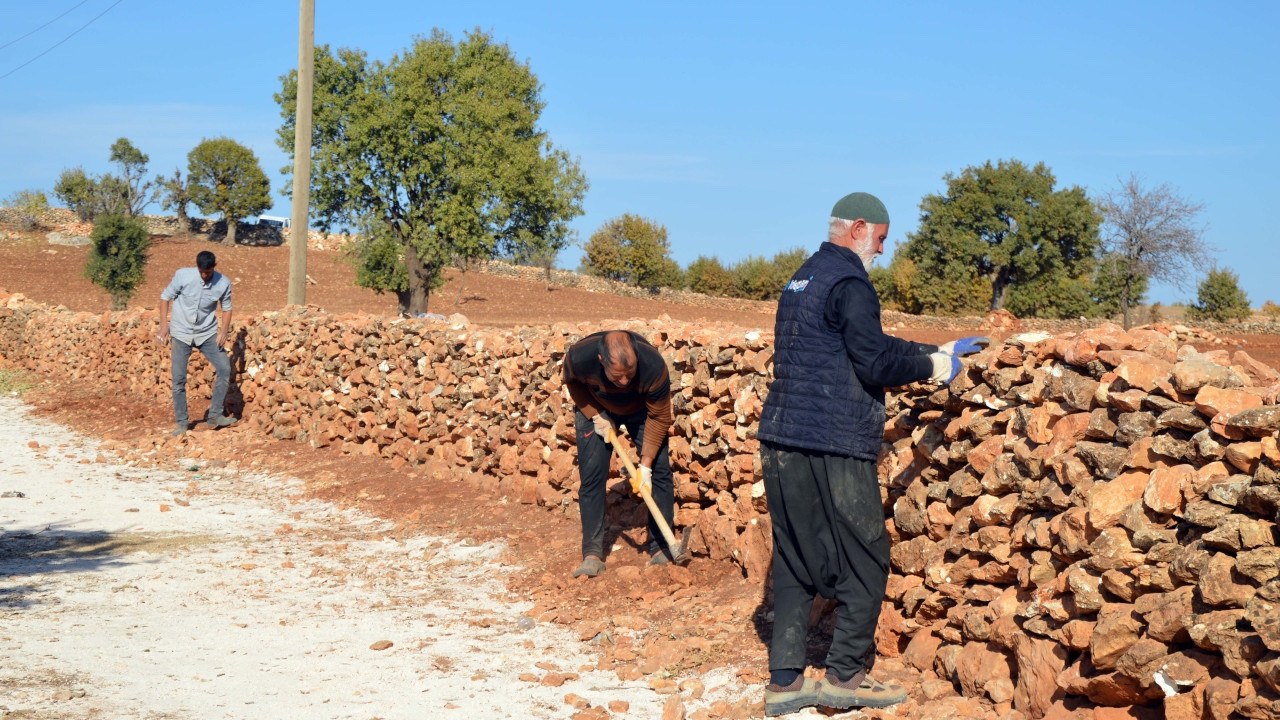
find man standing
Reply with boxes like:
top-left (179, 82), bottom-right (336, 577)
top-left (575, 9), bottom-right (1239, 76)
top-left (158, 250), bottom-right (236, 437)
top-left (563, 330), bottom-right (677, 578)
top-left (756, 192), bottom-right (986, 715)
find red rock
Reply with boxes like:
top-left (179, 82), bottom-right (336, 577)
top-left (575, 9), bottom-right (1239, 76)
top-left (1046, 412), bottom-right (1092, 457)
top-left (1090, 603), bottom-right (1143, 670)
top-left (1013, 635), bottom-right (1068, 719)
top-left (1174, 355), bottom-right (1245, 393)
top-left (904, 629), bottom-right (943, 672)
top-left (1143, 464), bottom-right (1192, 516)
top-left (1114, 356), bottom-right (1173, 392)
top-left (1088, 471), bottom-right (1149, 530)
top-left (661, 694), bottom-right (686, 720)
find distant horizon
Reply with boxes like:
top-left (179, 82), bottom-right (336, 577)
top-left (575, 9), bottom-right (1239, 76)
top-left (2, 2), bottom-right (1275, 307)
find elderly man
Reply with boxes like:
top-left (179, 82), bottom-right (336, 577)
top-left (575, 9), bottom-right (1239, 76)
top-left (158, 250), bottom-right (236, 436)
top-left (756, 192), bottom-right (986, 715)
top-left (563, 330), bottom-right (677, 578)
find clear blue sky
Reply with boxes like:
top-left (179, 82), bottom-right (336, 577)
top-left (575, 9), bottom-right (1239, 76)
top-left (2, 1), bottom-right (1276, 307)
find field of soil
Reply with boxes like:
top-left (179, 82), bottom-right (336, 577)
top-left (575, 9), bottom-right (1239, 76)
top-left (2, 227), bottom-right (1279, 719)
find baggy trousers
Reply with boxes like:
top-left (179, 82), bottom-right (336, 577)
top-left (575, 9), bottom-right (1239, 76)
top-left (761, 440), bottom-right (890, 682)
top-left (573, 408), bottom-right (675, 560)
top-left (171, 335), bottom-right (231, 427)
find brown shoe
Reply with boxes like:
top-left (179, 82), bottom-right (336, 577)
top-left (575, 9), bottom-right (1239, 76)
top-left (817, 671), bottom-right (907, 709)
top-left (764, 675), bottom-right (820, 716)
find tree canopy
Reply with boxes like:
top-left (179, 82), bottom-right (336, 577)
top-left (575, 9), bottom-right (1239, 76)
top-left (583, 214), bottom-right (680, 289)
top-left (275, 29), bottom-right (587, 315)
top-left (85, 214), bottom-right (150, 310)
top-left (187, 137), bottom-right (271, 246)
top-left (896, 159), bottom-right (1102, 318)
top-left (1188, 268), bottom-right (1251, 323)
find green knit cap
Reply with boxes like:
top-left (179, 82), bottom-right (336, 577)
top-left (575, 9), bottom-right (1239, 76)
top-left (830, 192), bottom-right (890, 224)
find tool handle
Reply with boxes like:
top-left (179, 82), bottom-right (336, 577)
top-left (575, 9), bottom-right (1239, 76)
top-left (607, 428), bottom-right (679, 550)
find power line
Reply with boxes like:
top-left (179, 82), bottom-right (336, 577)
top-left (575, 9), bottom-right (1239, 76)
top-left (0, 0), bottom-right (126, 81)
top-left (0, 0), bottom-right (95, 51)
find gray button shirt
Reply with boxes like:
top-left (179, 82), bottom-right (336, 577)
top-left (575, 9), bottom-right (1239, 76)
top-left (161, 267), bottom-right (232, 345)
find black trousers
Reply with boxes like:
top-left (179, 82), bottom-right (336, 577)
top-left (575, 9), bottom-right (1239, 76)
top-left (573, 408), bottom-right (675, 559)
top-left (761, 440), bottom-right (890, 682)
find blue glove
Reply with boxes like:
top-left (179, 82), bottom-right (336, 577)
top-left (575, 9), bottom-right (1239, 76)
top-left (928, 352), bottom-right (963, 384)
top-left (940, 336), bottom-right (990, 357)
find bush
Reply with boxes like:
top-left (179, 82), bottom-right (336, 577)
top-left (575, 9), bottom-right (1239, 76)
top-left (582, 214), bottom-right (677, 289)
top-left (85, 215), bottom-right (151, 310)
top-left (1187, 268), bottom-right (1251, 323)
top-left (685, 255), bottom-right (734, 296)
top-left (2, 189), bottom-right (50, 230)
top-left (1262, 300), bottom-right (1280, 320)
top-left (730, 255), bottom-right (780, 300)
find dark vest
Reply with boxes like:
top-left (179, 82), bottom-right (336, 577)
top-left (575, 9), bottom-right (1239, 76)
top-left (758, 243), bottom-right (884, 459)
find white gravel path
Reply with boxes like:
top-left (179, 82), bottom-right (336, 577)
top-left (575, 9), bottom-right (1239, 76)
top-left (0, 396), bottom-right (750, 719)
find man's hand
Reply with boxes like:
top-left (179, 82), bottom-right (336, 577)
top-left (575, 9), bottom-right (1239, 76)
top-left (591, 412), bottom-right (614, 442)
top-left (217, 329), bottom-right (229, 348)
top-left (156, 326), bottom-right (170, 344)
top-left (939, 336), bottom-right (990, 357)
top-left (631, 464), bottom-right (653, 497)
top-left (928, 352), bottom-right (962, 384)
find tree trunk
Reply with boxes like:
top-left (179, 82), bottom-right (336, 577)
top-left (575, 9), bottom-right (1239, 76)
top-left (177, 207), bottom-right (189, 234)
top-left (396, 290), bottom-right (410, 316)
top-left (990, 267), bottom-right (1010, 311)
top-left (1121, 298), bottom-right (1132, 330)
top-left (223, 216), bottom-right (237, 246)
top-left (403, 242), bottom-right (432, 316)
top-left (111, 294), bottom-right (127, 311)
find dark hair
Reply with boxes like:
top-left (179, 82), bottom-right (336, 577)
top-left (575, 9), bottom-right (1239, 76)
top-left (598, 331), bottom-right (636, 369)
top-left (196, 251), bottom-right (217, 270)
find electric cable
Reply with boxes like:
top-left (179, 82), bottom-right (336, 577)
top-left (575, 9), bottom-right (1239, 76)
top-left (0, 0), bottom-right (95, 51)
top-left (0, 0), bottom-right (126, 81)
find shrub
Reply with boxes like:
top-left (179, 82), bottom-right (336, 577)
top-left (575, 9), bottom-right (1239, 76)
top-left (2, 189), bottom-right (50, 230)
top-left (1262, 300), bottom-right (1280, 320)
top-left (1187, 268), bottom-right (1251, 323)
top-left (85, 215), bottom-right (151, 310)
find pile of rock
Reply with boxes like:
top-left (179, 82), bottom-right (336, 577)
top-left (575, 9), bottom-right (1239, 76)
top-left (876, 324), bottom-right (1280, 719)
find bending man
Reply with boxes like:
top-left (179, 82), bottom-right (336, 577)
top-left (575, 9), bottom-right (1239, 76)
top-left (158, 250), bottom-right (236, 436)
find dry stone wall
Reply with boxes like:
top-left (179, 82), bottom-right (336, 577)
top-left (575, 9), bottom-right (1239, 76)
top-left (2, 290), bottom-right (1279, 719)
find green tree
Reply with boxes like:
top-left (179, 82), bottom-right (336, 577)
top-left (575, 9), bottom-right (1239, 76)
top-left (275, 31), bottom-right (587, 315)
top-left (685, 255), bottom-right (734, 296)
top-left (1098, 174), bottom-right (1209, 329)
top-left (582, 214), bottom-right (677, 289)
top-left (108, 137), bottom-right (153, 216)
top-left (187, 137), bottom-right (271, 247)
top-left (154, 169), bottom-right (192, 230)
top-left (771, 247), bottom-right (809, 287)
top-left (85, 214), bottom-right (150, 310)
top-left (1187, 267), bottom-right (1251, 323)
top-left (901, 159), bottom-right (1101, 317)
top-left (54, 167), bottom-right (128, 221)
top-left (1262, 300), bottom-right (1280, 321)
top-left (2, 189), bottom-right (50, 230)
top-left (1091, 253), bottom-right (1149, 320)
top-left (730, 255), bottom-right (779, 300)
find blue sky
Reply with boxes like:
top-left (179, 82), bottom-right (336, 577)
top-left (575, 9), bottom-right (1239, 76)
top-left (2, 1), bottom-right (1276, 306)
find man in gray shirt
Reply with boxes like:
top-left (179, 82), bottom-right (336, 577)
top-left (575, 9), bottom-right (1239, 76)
top-left (158, 250), bottom-right (235, 436)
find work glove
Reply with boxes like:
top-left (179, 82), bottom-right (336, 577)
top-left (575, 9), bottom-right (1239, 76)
top-left (591, 412), bottom-right (614, 443)
top-left (928, 352), bottom-right (963, 385)
top-left (631, 464), bottom-right (653, 497)
top-left (939, 336), bottom-right (990, 357)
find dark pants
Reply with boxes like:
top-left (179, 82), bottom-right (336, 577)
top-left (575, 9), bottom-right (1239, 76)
top-left (573, 408), bottom-right (675, 559)
top-left (761, 440), bottom-right (890, 682)
top-left (171, 335), bottom-right (231, 427)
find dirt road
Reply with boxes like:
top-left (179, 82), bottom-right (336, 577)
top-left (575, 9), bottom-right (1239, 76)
top-left (0, 396), bottom-right (756, 719)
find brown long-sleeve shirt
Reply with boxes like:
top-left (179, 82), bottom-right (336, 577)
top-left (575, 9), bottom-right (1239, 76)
top-left (563, 331), bottom-right (673, 463)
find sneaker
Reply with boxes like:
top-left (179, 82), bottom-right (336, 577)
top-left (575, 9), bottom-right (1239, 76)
top-left (171, 424), bottom-right (187, 438)
top-left (816, 671), bottom-right (907, 709)
top-left (572, 556), bottom-right (605, 578)
top-left (765, 676), bottom-right (820, 716)
top-left (647, 550), bottom-right (671, 567)
top-left (206, 415), bottom-right (237, 429)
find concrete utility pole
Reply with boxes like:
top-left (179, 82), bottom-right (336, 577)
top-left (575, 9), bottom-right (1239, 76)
top-left (287, 0), bottom-right (315, 306)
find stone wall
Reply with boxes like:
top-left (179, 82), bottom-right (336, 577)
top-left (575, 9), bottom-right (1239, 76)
top-left (1, 290), bottom-right (1279, 719)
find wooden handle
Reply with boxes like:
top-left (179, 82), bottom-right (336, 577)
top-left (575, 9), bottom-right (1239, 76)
top-left (606, 428), bottom-right (679, 550)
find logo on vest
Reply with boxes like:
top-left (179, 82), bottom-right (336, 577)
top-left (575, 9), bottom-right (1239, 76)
top-left (785, 276), bottom-right (813, 293)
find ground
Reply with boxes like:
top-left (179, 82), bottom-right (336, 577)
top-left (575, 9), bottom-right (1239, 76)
top-left (1, 227), bottom-right (1277, 719)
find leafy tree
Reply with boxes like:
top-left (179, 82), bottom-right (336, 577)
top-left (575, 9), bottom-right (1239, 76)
top-left (771, 247), bottom-right (809, 286)
top-left (108, 138), bottom-right (153, 216)
top-left (1091, 252), bottom-right (1149, 320)
top-left (901, 159), bottom-right (1101, 317)
top-left (348, 220), bottom-right (409, 307)
top-left (275, 31), bottom-right (587, 315)
top-left (685, 255), bottom-right (734, 296)
top-left (730, 255), bottom-right (779, 300)
top-left (187, 137), bottom-right (271, 246)
top-left (85, 214), bottom-right (150, 310)
top-left (154, 169), bottom-right (192, 230)
top-left (1098, 174), bottom-right (1209, 329)
top-left (1187, 267), bottom-right (1251, 323)
top-left (1262, 300), bottom-right (1280, 321)
top-left (582, 214), bottom-right (677, 289)
top-left (54, 167), bottom-right (128, 221)
top-left (2, 189), bottom-right (50, 230)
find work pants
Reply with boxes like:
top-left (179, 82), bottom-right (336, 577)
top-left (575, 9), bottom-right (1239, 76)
top-left (171, 335), bottom-right (231, 427)
top-left (574, 408), bottom-right (675, 559)
top-left (761, 440), bottom-right (890, 682)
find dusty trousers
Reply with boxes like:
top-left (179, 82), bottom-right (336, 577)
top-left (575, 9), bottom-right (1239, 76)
top-left (761, 440), bottom-right (890, 681)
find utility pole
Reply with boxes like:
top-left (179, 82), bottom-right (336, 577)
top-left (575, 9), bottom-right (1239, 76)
top-left (287, 0), bottom-right (314, 306)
